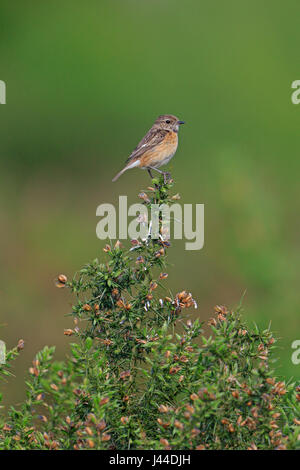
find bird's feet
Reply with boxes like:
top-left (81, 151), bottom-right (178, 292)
top-left (163, 172), bottom-right (171, 184)
top-left (147, 167), bottom-right (171, 186)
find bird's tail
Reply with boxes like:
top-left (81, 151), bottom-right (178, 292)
top-left (112, 166), bottom-right (128, 182)
top-left (112, 159), bottom-right (140, 182)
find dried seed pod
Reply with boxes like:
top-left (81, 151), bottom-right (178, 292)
top-left (85, 427), bottom-right (93, 436)
top-left (3, 424), bottom-right (12, 432)
top-left (150, 281), bottom-right (158, 291)
top-left (64, 329), bottom-right (74, 336)
top-left (190, 393), bottom-right (199, 401)
top-left (111, 289), bottom-right (119, 299)
top-left (99, 397), bottom-right (110, 405)
top-left (138, 192), bottom-right (150, 203)
top-left (247, 443), bottom-right (258, 450)
top-left (185, 405), bottom-right (195, 414)
top-left (17, 339), bottom-right (25, 351)
top-left (158, 404), bottom-right (169, 413)
top-left (159, 273), bottom-right (168, 280)
top-left (266, 377), bottom-right (275, 385)
top-left (221, 419), bottom-right (230, 426)
top-left (157, 418), bottom-right (170, 428)
top-left (179, 355), bottom-right (188, 363)
top-left (174, 420), bottom-right (184, 430)
top-left (120, 370), bottom-right (131, 380)
top-left (29, 367), bottom-right (39, 376)
top-left (214, 305), bottom-right (228, 315)
top-left (97, 419), bottom-right (106, 432)
top-left (237, 415), bottom-right (242, 426)
top-left (160, 438), bottom-right (169, 448)
top-left (55, 274), bottom-right (67, 288)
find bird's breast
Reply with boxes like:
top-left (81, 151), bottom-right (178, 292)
top-left (140, 131), bottom-right (178, 168)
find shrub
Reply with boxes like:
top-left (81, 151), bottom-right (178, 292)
top-left (0, 176), bottom-right (299, 450)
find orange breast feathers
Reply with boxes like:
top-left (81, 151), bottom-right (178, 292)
top-left (139, 131), bottom-right (178, 169)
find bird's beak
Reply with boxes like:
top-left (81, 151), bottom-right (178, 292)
top-left (178, 121), bottom-right (185, 125)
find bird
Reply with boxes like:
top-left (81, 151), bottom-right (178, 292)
top-left (112, 114), bottom-right (185, 183)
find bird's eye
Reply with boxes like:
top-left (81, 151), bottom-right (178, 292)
top-left (166, 119), bottom-right (170, 124)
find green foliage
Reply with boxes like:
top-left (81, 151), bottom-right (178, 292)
top-left (0, 176), bottom-right (299, 450)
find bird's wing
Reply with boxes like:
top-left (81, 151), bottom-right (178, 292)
top-left (125, 128), bottom-right (168, 164)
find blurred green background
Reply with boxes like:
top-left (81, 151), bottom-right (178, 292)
top-left (1, 0), bottom-right (300, 407)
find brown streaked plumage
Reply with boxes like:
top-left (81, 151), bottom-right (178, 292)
top-left (112, 114), bottom-right (185, 183)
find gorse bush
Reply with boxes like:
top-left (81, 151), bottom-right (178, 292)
top-left (0, 176), bottom-right (299, 450)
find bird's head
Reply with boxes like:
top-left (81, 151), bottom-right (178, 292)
top-left (154, 114), bottom-right (185, 133)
